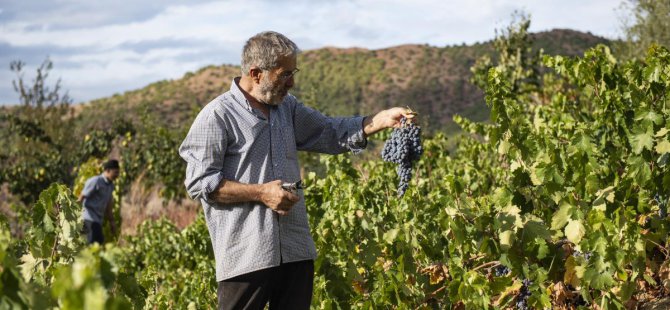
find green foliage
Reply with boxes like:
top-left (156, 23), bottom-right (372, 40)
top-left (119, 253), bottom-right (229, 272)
top-left (19, 184), bottom-right (84, 287)
top-left (119, 216), bottom-right (215, 308)
top-left (1, 59), bottom-right (78, 204)
top-left (294, 49), bottom-right (385, 116)
top-left (119, 108), bottom-right (188, 201)
top-left (618, 0), bottom-right (670, 59)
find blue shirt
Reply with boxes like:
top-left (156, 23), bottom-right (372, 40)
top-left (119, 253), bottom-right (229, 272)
top-left (81, 174), bottom-right (114, 223)
top-left (179, 77), bottom-right (367, 281)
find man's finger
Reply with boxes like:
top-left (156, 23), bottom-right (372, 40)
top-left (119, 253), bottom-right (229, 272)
top-left (287, 192), bottom-right (300, 202)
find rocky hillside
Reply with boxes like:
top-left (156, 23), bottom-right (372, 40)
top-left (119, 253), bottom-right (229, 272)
top-left (75, 29), bottom-right (610, 133)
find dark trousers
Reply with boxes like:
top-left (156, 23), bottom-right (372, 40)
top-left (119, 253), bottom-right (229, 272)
top-left (83, 220), bottom-right (104, 244)
top-left (217, 260), bottom-right (314, 310)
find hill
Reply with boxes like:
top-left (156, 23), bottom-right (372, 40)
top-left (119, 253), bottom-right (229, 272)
top-left (74, 29), bottom-right (610, 134)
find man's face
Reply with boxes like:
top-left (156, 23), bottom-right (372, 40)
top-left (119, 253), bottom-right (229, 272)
top-left (256, 56), bottom-right (297, 105)
top-left (105, 169), bottom-right (120, 181)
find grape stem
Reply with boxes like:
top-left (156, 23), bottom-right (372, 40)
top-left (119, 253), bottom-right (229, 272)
top-left (644, 237), bottom-right (669, 258)
top-left (472, 261), bottom-right (500, 272)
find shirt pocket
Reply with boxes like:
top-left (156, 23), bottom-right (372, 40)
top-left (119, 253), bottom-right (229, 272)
top-left (282, 125), bottom-right (298, 160)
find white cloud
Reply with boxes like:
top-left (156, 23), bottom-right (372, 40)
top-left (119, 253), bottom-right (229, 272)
top-left (0, 0), bottom-right (624, 104)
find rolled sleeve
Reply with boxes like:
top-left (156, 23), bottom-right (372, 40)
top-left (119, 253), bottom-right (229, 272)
top-left (81, 178), bottom-right (96, 198)
top-left (179, 107), bottom-right (227, 204)
top-left (345, 115), bottom-right (368, 154)
top-left (293, 100), bottom-right (368, 154)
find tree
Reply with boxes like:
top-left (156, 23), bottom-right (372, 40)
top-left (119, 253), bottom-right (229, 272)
top-left (618, 0), bottom-right (670, 59)
top-left (0, 58), bottom-right (76, 203)
top-left (11, 58), bottom-right (72, 108)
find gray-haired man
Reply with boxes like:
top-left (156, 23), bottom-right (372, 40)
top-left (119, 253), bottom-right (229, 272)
top-left (179, 31), bottom-right (415, 309)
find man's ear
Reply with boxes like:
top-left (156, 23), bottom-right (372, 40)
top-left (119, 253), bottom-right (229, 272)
top-left (249, 67), bottom-right (263, 83)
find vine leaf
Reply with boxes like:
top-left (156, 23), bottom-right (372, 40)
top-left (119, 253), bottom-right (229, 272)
top-left (565, 220), bottom-right (585, 244)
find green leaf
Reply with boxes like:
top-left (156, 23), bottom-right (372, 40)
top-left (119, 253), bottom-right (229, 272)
top-left (383, 228), bottom-right (400, 244)
top-left (536, 238), bottom-right (550, 260)
top-left (592, 186), bottom-right (615, 211)
top-left (570, 132), bottom-right (594, 155)
top-left (499, 230), bottom-right (515, 250)
top-left (565, 220), bottom-right (585, 244)
top-left (525, 220), bottom-right (551, 240)
top-left (551, 202), bottom-right (573, 230)
top-left (628, 155), bottom-right (652, 185)
top-left (629, 127), bottom-right (654, 154)
top-left (498, 140), bottom-right (511, 155)
top-left (530, 162), bottom-right (546, 186)
top-left (635, 109), bottom-right (663, 125)
top-left (584, 268), bottom-right (615, 289)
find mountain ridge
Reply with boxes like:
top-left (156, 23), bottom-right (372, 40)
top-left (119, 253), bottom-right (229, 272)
top-left (73, 28), bottom-right (611, 133)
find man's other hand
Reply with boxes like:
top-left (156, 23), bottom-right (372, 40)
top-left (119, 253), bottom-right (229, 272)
top-left (260, 180), bottom-right (300, 215)
top-left (363, 107), bottom-right (418, 136)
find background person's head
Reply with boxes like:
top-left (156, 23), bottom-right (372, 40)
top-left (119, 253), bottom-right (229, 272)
top-left (102, 159), bottom-right (120, 181)
top-left (241, 31), bottom-right (300, 105)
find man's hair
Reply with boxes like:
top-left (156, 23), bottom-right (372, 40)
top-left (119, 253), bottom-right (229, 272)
top-left (103, 159), bottom-right (120, 171)
top-left (241, 31), bottom-right (300, 76)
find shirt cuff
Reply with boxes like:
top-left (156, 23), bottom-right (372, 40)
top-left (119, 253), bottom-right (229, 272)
top-left (347, 116), bottom-right (368, 154)
top-left (200, 171), bottom-right (225, 204)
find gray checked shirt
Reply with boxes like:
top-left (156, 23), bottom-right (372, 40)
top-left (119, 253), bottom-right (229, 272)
top-left (179, 77), bottom-right (367, 281)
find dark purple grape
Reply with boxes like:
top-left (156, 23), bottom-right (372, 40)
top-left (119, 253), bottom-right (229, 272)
top-left (494, 265), bottom-right (510, 277)
top-left (516, 279), bottom-right (532, 310)
top-left (572, 251), bottom-right (593, 261)
top-left (381, 117), bottom-right (423, 197)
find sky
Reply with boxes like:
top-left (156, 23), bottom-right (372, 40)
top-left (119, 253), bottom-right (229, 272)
top-left (0, 0), bottom-right (626, 105)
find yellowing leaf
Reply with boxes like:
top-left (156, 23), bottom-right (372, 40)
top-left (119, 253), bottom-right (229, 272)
top-left (656, 140), bottom-right (670, 154)
top-left (565, 220), bottom-right (585, 244)
top-left (19, 253), bottom-right (39, 283)
top-left (499, 230), bottom-right (515, 250)
top-left (564, 256), bottom-right (583, 288)
top-left (383, 228), bottom-right (400, 244)
top-left (498, 140), bottom-right (511, 155)
top-left (656, 128), bottom-right (669, 137)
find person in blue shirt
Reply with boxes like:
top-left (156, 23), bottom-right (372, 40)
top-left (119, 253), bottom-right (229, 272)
top-left (77, 159), bottom-right (119, 244)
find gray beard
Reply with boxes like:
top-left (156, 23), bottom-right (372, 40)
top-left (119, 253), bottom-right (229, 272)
top-left (258, 77), bottom-right (286, 105)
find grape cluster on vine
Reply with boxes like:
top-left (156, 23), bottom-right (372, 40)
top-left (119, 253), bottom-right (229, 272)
top-left (572, 251), bottom-right (593, 261)
top-left (494, 265), bottom-right (510, 277)
top-left (655, 193), bottom-right (667, 218)
top-left (381, 117), bottom-right (423, 197)
top-left (516, 279), bottom-right (532, 310)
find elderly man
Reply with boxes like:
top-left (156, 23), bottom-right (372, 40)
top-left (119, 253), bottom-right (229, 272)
top-left (179, 31), bottom-right (415, 309)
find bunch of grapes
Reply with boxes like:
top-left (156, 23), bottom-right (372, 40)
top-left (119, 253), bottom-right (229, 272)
top-left (655, 193), bottom-right (667, 218)
top-left (515, 279), bottom-right (532, 310)
top-left (494, 265), bottom-right (511, 277)
top-left (381, 117), bottom-right (423, 197)
top-left (572, 251), bottom-right (593, 261)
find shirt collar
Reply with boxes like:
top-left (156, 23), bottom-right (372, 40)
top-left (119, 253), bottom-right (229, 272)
top-left (230, 77), bottom-right (254, 113)
top-left (101, 173), bottom-right (113, 185)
